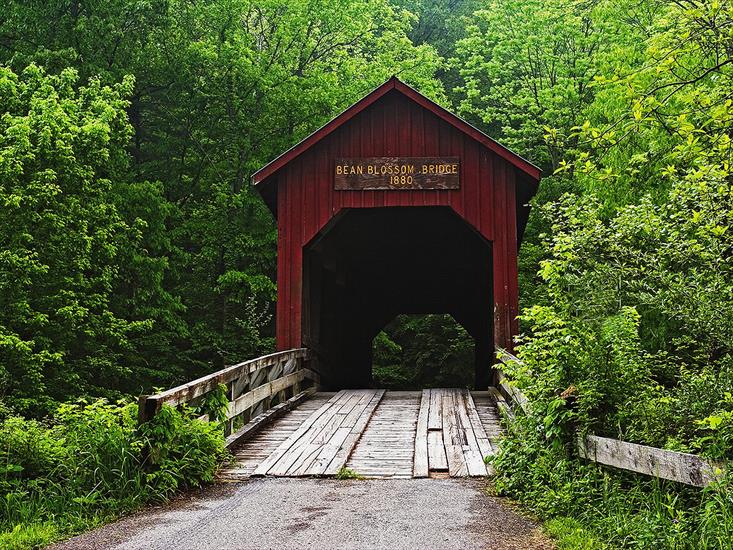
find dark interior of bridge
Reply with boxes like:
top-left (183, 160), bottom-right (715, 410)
top-left (303, 207), bottom-right (494, 390)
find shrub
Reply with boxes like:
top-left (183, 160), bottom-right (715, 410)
top-left (0, 398), bottom-right (227, 548)
top-left (140, 404), bottom-right (227, 498)
top-left (491, 159), bottom-right (733, 547)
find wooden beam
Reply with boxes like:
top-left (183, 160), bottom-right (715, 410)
top-left (413, 389), bottom-right (430, 478)
top-left (428, 388), bottom-right (442, 431)
top-left (427, 431), bottom-right (448, 471)
top-left (496, 371), bottom-right (530, 414)
top-left (138, 349), bottom-right (312, 423)
top-left (141, 349), bottom-right (310, 415)
top-left (495, 348), bottom-right (530, 414)
top-left (578, 434), bottom-right (724, 487)
top-left (226, 369), bottom-right (320, 420)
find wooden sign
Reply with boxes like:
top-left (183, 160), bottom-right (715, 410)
top-left (334, 157), bottom-right (460, 190)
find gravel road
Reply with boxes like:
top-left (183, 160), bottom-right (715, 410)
top-left (51, 478), bottom-right (554, 550)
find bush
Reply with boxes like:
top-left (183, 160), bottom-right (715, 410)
top-left (493, 175), bottom-right (733, 548)
top-left (493, 408), bottom-right (733, 548)
top-left (0, 398), bottom-right (227, 548)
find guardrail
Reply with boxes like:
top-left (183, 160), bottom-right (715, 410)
top-left (494, 348), bottom-right (724, 488)
top-left (138, 348), bottom-right (319, 448)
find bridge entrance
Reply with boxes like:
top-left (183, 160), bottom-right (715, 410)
top-left (303, 206), bottom-right (492, 389)
top-left (252, 77), bottom-right (540, 391)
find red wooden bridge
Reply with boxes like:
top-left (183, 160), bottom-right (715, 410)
top-left (139, 77), bottom-right (539, 480)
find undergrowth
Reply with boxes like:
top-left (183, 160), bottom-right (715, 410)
top-left (492, 410), bottom-right (733, 549)
top-left (0, 398), bottom-right (228, 548)
top-left (489, 167), bottom-right (733, 548)
top-left (335, 467), bottom-right (365, 480)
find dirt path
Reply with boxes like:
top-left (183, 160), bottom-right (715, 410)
top-left (51, 478), bottom-right (554, 550)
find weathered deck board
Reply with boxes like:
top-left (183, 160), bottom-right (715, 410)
top-left (442, 390), bottom-right (468, 477)
top-left (255, 390), bottom-right (384, 477)
top-left (465, 390), bottom-right (494, 460)
top-left (428, 430), bottom-right (448, 471)
top-left (282, 392), bottom-right (362, 476)
top-left (347, 391), bottom-right (420, 478)
top-left (417, 389), bottom-right (495, 477)
top-left (428, 388), bottom-right (442, 431)
top-left (413, 389), bottom-right (430, 478)
top-left (219, 393), bottom-right (334, 479)
top-left (455, 390), bottom-right (490, 476)
top-left (472, 391), bottom-right (503, 443)
top-left (324, 390), bottom-right (386, 475)
top-left (252, 391), bottom-right (348, 476)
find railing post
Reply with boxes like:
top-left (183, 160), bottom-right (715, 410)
top-left (137, 394), bottom-right (161, 425)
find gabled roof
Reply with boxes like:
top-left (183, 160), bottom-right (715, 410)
top-left (252, 76), bottom-right (541, 187)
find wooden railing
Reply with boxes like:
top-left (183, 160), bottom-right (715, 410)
top-left (138, 348), bottom-right (319, 448)
top-left (494, 348), bottom-right (724, 488)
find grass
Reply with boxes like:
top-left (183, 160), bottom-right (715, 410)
top-left (0, 523), bottom-right (59, 550)
top-left (335, 467), bottom-right (365, 480)
top-left (1, 400), bottom-right (228, 549)
top-left (544, 517), bottom-right (607, 550)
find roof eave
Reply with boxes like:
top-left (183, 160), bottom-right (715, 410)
top-left (251, 76), bottom-right (542, 189)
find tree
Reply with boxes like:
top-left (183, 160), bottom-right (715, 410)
top-left (0, 65), bottom-right (177, 413)
top-left (452, 0), bottom-right (610, 172)
top-left (0, 0), bottom-right (444, 399)
top-left (561, 0), bottom-right (733, 208)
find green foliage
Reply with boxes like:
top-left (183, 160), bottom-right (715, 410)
top-left (372, 315), bottom-right (474, 389)
top-left (0, 398), bottom-right (227, 547)
top-left (392, 0), bottom-right (482, 58)
top-left (556, 0), bottom-right (733, 209)
top-left (493, 408), bottom-right (733, 549)
top-left (543, 517), bottom-right (606, 549)
top-left (480, 1), bottom-right (733, 547)
top-left (0, 64), bottom-right (179, 414)
top-left (496, 175), bottom-right (733, 547)
top-left (140, 404), bottom-right (227, 496)
top-left (335, 467), bottom-right (364, 480)
top-left (0, 523), bottom-right (58, 550)
top-left (453, 0), bottom-right (618, 172)
top-left (197, 383), bottom-right (230, 424)
top-left (0, 0), bottom-right (445, 412)
top-left (509, 172), bottom-right (733, 455)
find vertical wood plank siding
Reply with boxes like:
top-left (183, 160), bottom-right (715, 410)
top-left (275, 91), bottom-right (524, 352)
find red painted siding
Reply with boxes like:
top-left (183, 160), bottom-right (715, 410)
top-left (274, 91), bottom-right (524, 351)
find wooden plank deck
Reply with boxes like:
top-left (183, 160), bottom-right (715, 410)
top-left (221, 388), bottom-right (503, 480)
top-left (219, 392), bottom-right (334, 480)
top-left (347, 391), bottom-right (421, 478)
top-left (471, 391), bottom-right (503, 445)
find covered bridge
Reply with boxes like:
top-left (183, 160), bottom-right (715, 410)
top-left (253, 77), bottom-right (540, 390)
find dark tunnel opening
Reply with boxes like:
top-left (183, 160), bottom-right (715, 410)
top-left (302, 206), bottom-right (494, 390)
